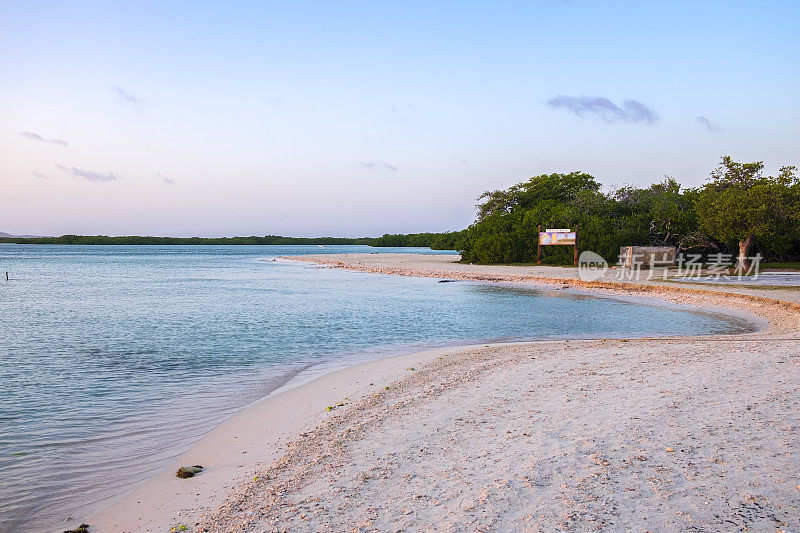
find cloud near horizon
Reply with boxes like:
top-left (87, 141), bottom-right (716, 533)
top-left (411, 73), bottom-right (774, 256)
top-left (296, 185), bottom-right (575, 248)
top-left (546, 95), bottom-right (659, 124)
top-left (111, 85), bottom-right (146, 114)
top-left (361, 161), bottom-right (399, 171)
top-left (20, 131), bottom-right (69, 147)
top-left (57, 164), bottom-right (120, 183)
top-left (696, 116), bottom-right (719, 132)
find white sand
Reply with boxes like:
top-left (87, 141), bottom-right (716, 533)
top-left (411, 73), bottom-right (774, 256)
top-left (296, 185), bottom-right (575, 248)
top-left (87, 254), bottom-right (800, 532)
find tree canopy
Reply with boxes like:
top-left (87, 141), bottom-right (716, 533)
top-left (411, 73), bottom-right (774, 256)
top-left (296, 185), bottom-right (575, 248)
top-left (695, 157), bottom-right (800, 263)
top-left (458, 157), bottom-right (800, 264)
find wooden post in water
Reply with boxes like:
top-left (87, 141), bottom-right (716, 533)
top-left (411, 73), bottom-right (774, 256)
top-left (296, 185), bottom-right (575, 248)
top-left (573, 224), bottom-right (579, 267)
top-left (537, 225), bottom-right (542, 265)
top-left (5, 271), bottom-right (7, 281)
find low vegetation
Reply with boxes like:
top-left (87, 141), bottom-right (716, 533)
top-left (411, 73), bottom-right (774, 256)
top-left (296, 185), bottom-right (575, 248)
top-left (0, 235), bottom-right (375, 246)
top-left (0, 232), bottom-right (463, 248)
top-left (368, 231), bottom-right (465, 250)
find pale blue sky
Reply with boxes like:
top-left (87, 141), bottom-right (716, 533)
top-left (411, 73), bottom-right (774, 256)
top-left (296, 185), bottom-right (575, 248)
top-left (2, 1), bottom-right (798, 237)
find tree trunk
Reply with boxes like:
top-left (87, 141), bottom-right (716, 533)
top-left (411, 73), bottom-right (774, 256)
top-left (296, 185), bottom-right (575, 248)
top-left (738, 234), bottom-right (754, 271)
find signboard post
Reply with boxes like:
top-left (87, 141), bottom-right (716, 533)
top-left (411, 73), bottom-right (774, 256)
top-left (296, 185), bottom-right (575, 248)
top-left (537, 225), bottom-right (579, 266)
top-left (537, 225), bottom-right (541, 265)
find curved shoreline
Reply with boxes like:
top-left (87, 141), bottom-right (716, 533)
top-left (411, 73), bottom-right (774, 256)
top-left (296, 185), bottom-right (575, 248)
top-left (291, 254), bottom-right (800, 318)
top-left (87, 255), bottom-right (800, 532)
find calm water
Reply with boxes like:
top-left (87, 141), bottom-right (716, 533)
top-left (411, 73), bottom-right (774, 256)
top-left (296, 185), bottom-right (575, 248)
top-left (0, 245), bottom-right (752, 531)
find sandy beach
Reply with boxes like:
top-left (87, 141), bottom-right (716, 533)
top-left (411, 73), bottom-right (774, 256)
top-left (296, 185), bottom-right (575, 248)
top-left (88, 254), bottom-right (800, 532)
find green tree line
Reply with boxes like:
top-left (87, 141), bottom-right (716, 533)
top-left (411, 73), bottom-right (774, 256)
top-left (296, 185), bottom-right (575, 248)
top-left (0, 235), bottom-right (375, 246)
top-left (458, 156), bottom-right (800, 265)
top-left (0, 233), bottom-right (462, 248)
top-left (368, 231), bottom-right (466, 250)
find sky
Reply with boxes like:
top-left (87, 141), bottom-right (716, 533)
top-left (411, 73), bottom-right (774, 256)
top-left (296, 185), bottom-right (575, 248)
top-left (1, 1), bottom-right (798, 237)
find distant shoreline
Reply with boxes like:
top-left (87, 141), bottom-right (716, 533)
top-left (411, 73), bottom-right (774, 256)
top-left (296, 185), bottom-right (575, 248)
top-left (0, 231), bottom-right (462, 249)
top-left (0, 236), bottom-right (376, 246)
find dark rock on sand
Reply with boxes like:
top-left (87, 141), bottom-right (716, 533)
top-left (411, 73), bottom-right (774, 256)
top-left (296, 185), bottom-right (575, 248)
top-left (176, 465), bottom-right (204, 479)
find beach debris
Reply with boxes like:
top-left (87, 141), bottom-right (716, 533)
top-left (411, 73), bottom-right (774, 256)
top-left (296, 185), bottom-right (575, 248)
top-left (63, 524), bottom-right (89, 533)
top-left (170, 525), bottom-right (189, 533)
top-left (666, 447), bottom-right (675, 453)
top-left (438, 279), bottom-right (456, 283)
top-left (176, 465), bottom-right (204, 478)
top-left (326, 399), bottom-right (349, 412)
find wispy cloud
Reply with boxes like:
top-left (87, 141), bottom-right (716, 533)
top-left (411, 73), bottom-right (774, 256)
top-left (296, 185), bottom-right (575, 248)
top-left (57, 164), bottom-right (120, 183)
top-left (390, 103), bottom-right (417, 113)
top-left (1, 193), bottom-right (27, 204)
top-left (696, 116), bottom-right (719, 132)
top-left (162, 177), bottom-right (175, 184)
top-left (20, 131), bottom-right (69, 147)
top-left (362, 161), bottom-right (399, 171)
top-left (111, 85), bottom-right (146, 115)
top-left (546, 95), bottom-right (658, 124)
top-left (32, 171), bottom-right (51, 179)
top-left (263, 96), bottom-right (284, 106)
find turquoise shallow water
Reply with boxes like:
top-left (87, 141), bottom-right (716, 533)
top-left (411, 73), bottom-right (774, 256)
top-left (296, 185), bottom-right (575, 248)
top-left (0, 245), bottom-right (753, 531)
